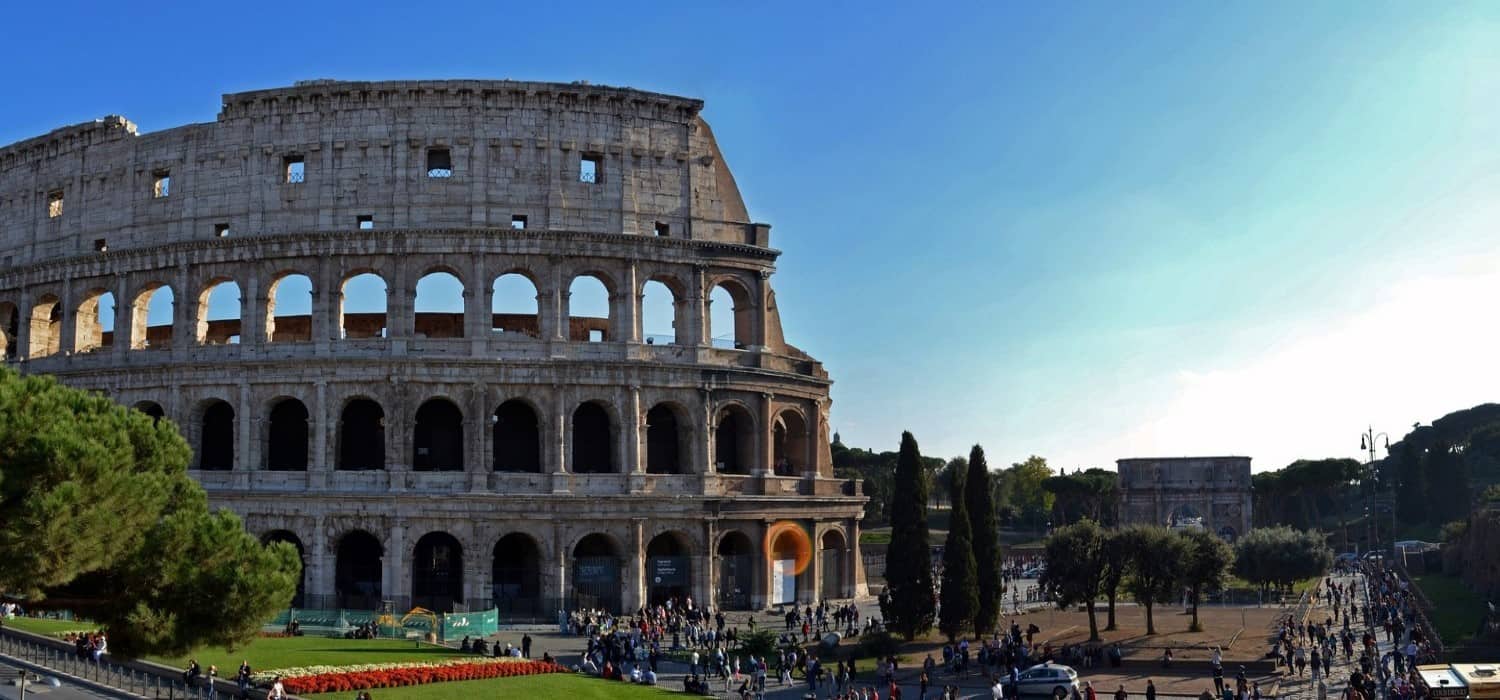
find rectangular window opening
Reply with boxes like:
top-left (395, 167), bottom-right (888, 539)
top-left (214, 223), bottom-right (231, 238)
top-left (588, 329), bottom-right (604, 343)
top-left (511, 215), bottom-right (527, 230)
top-left (284, 156), bottom-right (305, 184)
top-left (426, 148), bottom-right (453, 178)
top-left (357, 215), bottom-right (374, 230)
top-left (152, 171), bottom-right (171, 198)
top-left (46, 191), bottom-right (63, 218)
top-left (93, 238), bottom-right (108, 253)
top-left (653, 222), bottom-right (670, 237)
top-left (580, 154), bottom-right (601, 183)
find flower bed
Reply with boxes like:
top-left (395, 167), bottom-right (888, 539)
top-left (253, 657), bottom-right (568, 694)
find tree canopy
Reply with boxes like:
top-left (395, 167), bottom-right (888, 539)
top-left (0, 368), bottom-right (300, 657)
top-left (883, 431), bottom-right (936, 639)
top-left (938, 460), bottom-right (977, 641)
top-left (1040, 519), bottom-right (1106, 641)
top-left (1178, 528), bottom-right (1234, 631)
top-left (1231, 526), bottom-right (1332, 598)
top-left (966, 445), bottom-right (1002, 636)
top-left (1119, 525), bottom-right (1184, 635)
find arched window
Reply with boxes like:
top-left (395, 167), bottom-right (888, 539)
top-left (716, 532), bottom-right (755, 610)
top-left (267, 273), bottom-right (313, 342)
top-left (412, 531), bottom-right (464, 613)
top-left (74, 290), bottom-right (115, 353)
top-left (571, 534), bottom-right (621, 612)
top-left (645, 532), bottom-right (693, 607)
top-left (820, 530), bottom-right (849, 600)
top-left (708, 281), bottom-right (753, 349)
top-left (28, 295), bottom-right (61, 358)
top-left (414, 398), bottom-right (464, 471)
top-left (640, 279), bottom-right (681, 345)
top-left (493, 400), bottom-right (540, 472)
top-left (0, 302), bottom-right (18, 362)
top-left (338, 399), bottom-right (385, 471)
top-left (133, 401), bottom-right (165, 423)
top-left (773, 410), bottom-right (809, 476)
top-left (714, 405), bottom-right (755, 475)
top-left (335, 530), bottom-right (383, 609)
top-left (131, 284), bottom-right (174, 350)
top-left (340, 273), bottom-right (388, 339)
top-left (571, 402), bottom-right (614, 474)
top-left (491, 273), bottom-right (539, 338)
top-left (493, 534), bottom-right (542, 618)
top-left (196, 279), bottom-right (242, 345)
top-left (267, 398), bottom-right (310, 470)
top-left (567, 275), bottom-right (610, 342)
top-left (646, 404), bottom-right (687, 474)
top-left (261, 531), bottom-right (306, 607)
top-left (414, 271), bottom-right (464, 339)
top-left (199, 400), bottom-right (235, 470)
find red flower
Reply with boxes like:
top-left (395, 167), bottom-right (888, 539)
top-left (280, 660), bottom-right (570, 694)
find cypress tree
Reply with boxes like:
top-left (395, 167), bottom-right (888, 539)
top-left (939, 459), bottom-right (979, 640)
top-left (966, 444), bottom-right (1002, 636)
top-left (884, 431), bottom-right (936, 639)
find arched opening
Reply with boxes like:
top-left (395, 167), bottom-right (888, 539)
top-left (411, 532), bottom-right (463, 613)
top-left (491, 273), bottom-right (540, 338)
top-left (28, 295), bottom-right (61, 358)
top-left (646, 403), bottom-right (687, 474)
top-left (571, 534), bottom-right (621, 612)
top-left (339, 273), bottom-right (388, 339)
top-left (645, 532), bottom-right (693, 607)
top-left (1167, 504), bottom-right (1205, 530)
top-left (493, 400), bottom-right (540, 472)
top-left (267, 398), bottom-right (310, 470)
top-left (820, 530), bottom-right (849, 600)
top-left (262, 531), bottom-right (307, 608)
top-left (266, 273), bottom-right (313, 342)
top-left (198, 400), bottom-right (235, 470)
top-left (492, 534), bottom-right (542, 619)
top-left (773, 410), bottom-right (809, 476)
top-left (131, 284), bottom-right (174, 350)
top-left (771, 528), bottom-right (807, 605)
top-left (0, 302), bottom-right (18, 362)
top-left (414, 271), bottom-right (465, 339)
top-left (338, 398), bottom-right (385, 471)
top-left (566, 275), bottom-right (610, 342)
top-left (714, 405), bottom-right (755, 475)
top-left (708, 281), bottom-right (754, 349)
top-left (716, 532), bottom-right (755, 610)
top-left (413, 398), bottom-right (463, 471)
top-left (640, 279), bottom-right (682, 345)
top-left (335, 530), bottom-right (383, 610)
top-left (73, 290), bottom-right (115, 353)
top-left (196, 279), bottom-right (242, 345)
top-left (570, 401), bottom-right (614, 474)
top-left (133, 401), bottom-right (165, 424)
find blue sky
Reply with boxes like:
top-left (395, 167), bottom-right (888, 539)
top-left (5, 2), bottom-right (1500, 471)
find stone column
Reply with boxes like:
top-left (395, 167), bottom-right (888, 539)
top-left (13, 290), bottom-right (29, 363)
top-left (699, 388), bottom-right (715, 476)
top-left (689, 266), bottom-right (707, 347)
top-left (807, 522), bottom-right (822, 605)
top-left (851, 518), bottom-right (869, 597)
top-left (240, 273), bottom-right (262, 353)
top-left (549, 260), bottom-right (567, 342)
top-left (57, 281), bottom-right (75, 356)
top-left (549, 385), bottom-right (569, 493)
top-left (386, 522), bottom-right (407, 607)
top-left (618, 263), bottom-right (639, 343)
top-left (626, 386), bottom-right (643, 475)
top-left (315, 257), bottom-right (334, 354)
top-left (237, 381), bottom-right (254, 473)
top-left (759, 519), bottom-right (774, 609)
top-left (110, 277), bottom-right (128, 357)
top-left (553, 525), bottom-right (568, 609)
top-left (310, 517), bottom-right (333, 607)
top-left (625, 519), bottom-right (645, 612)
top-left (311, 380), bottom-right (329, 486)
top-left (469, 253), bottom-right (488, 354)
top-left (468, 383), bottom-right (487, 491)
top-left (389, 261), bottom-right (409, 355)
top-left (703, 520), bottom-right (718, 610)
top-left (759, 393), bottom-right (774, 477)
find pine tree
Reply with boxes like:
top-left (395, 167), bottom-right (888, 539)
top-left (965, 444), bottom-right (1002, 636)
top-left (884, 431), bottom-right (936, 640)
top-left (939, 459), bottom-right (979, 641)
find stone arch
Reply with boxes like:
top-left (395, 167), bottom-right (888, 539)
top-left (1167, 503), bottom-right (1205, 529)
top-left (339, 271), bottom-right (388, 339)
top-left (130, 283), bottom-right (174, 350)
top-left (413, 270), bottom-right (465, 339)
top-left (773, 408), bottom-right (810, 476)
top-left (411, 531), bottom-right (464, 613)
top-left (770, 525), bottom-right (813, 604)
top-left (640, 277), bottom-right (685, 345)
top-left (571, 532), bottom-right (623, 612)
top-left (716, 530), bottom-right (757, 610)
top-left (266, 397), bottom-right (310, 470)
top-left (645, 402), bottom-right (692, 474)
top-left (491, 271), bottom-right (540, 338)
top-left (28, 293), bottom-right (62, 358)
top-left (820, 528), bottom-right (850, 600)
top-left (492, 533), bottom-right (543, 618)
top-left (414, 397), bottom-right (464, 471)
top-left (197, 399), bottom-right (235, 470)
top-left (334, 529), bottom-right (384, 609)
top-left (73, 288), bottom-right (115, 353)
top-left (570, 400), bottom-right (615, 474)
top-left (338, 397), bottom-right (386, 471)
top-left (261, 530), bottom-right (307, 607)
top-left (707, 276), bottom-right (755, 349)
top-left (566, 273), bottom-right (611, 342)
top-left (645, 530), bottom-right (694, 607)
top-left (266, 272), bottom-right (313, 342)
top-left (196, 277), bottom-right (242, 345)
top-left (0, 301), bottom-right (17, 362)
top-left (714, 402), bottom-right (756, 475)
top-left (493, 398), bottom-right (541, 472)
top-left (133, 401), bottom-right (165, 423)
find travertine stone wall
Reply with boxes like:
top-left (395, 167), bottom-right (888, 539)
top-left (1116, 456), bottom-right (1253, 539)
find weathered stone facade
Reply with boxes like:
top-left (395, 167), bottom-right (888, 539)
top-left (0, 79), bottom-right (866, 616)
top-left (1117, 456), bottom-right (1252, 540)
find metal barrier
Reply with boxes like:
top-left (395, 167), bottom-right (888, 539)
top-left (0, 627), bottom-right (251, 699)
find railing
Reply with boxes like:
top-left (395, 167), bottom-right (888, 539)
top-left (0, 626), bottom-right (262, 698)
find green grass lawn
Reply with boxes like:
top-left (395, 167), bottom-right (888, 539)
top-left (147, 636), bottom-right (463, 674)
top-left (302, 673), bottom-right (679, 699)
top-left (1410, 573), bottom-right (1486, 646)
top-left (860, 530), bottom-right (891, 544)
top-left (1, 617), bottom-right (97, 636)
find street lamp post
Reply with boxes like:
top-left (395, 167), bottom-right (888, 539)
top-left (1359, 426), bottom-right (1389, 555)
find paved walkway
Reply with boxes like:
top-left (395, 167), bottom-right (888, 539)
top-left (1275, 573), bottom-right (1393, 700)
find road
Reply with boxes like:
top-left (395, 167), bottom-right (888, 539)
top-left (0, 659), bottom-right (114, 700)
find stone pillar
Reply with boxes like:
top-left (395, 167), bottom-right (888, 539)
top-left (851, 518), bottom-right (869, 597)
top-left (57, 282), bottom-right (75, 356)
top-left (699, 388), bottom-right (715, 476)
top-left (553, 525), bottom-right (568, 609)
top-left (689, 266), bottom-right (707, 347)
top-left (626, 386), bottom-right (643, 476)
top-left (315, 257), bottom-right (334, 354)
top-left (807, 522), bottom-right (822, 605)
top-left (389, 262), bottom-right (409, 355)
top-left (549, 261), bottom-right (567, 342)
top-left (469, 254), bottom-right (488, 354)
top-left (111, 277), bottom-right (128, 357)
top-left (468, 383), bottom-right (487, 491)
top-left (237, 381), bottom-right (254, 472)
top-left (310, 517), bottom-right (332, 607)
top-left (386, 522), bottom-right (407, 606)
top-left (240, 273), bottom-right (262, 353)
top-left (625, 519), bottom-right (645, 612)
top-left (758, 393), bottom-right (774, 477)
top-left (172, 263), bottom-right (191, 359)
top-left (759, 519), bottom-right (774, 609)
top-left (549, 385), bottom-right (569, 493)
top-left (312, 380), bottom-right (329, 482)
top-left (618, 263), bottom-right (639, 343)
top-left (703, 520), bottom-right (718, 609)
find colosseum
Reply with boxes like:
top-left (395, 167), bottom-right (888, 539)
top-left (0, 79), bottom-right (866, 617)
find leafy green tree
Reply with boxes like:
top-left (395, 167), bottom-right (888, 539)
top-left (1044, 469), bottom-right (1120, 526)
top-left (1178, 529), bottom-right (1234, 631)
top-left (1232, 526), bottom-right (1332, 598)
top-left (966, 445), bottom-right (1002, 636)
top-left (1100, 529), bottom-right (1128, 631)
top-left (1392, 441), bottom-right (1429, 526)
top-left (1003, 456), bottom-right (1055, 530)
top-left (1040, 520), bottom-right (1105, 641)
top-left (1423, 442), bottom-right (1471, 525)
top-left (0, 368), bottom-right (299, 657)
top-left (938, 462), bottom-right (978, 641)
top-left (1119, 525), bottom-right (1184, 635)
top-left (884, 431), bottom-right (935, 640)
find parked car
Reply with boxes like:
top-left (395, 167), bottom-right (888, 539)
top-left (1335, 552), bottom-right (1358, 562)
top-left (1022, 566), bottom-right (1047, 578)
top-left (1013, 663), bottom-right (1081, 698)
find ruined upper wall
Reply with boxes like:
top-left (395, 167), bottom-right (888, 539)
top-left (1116, 456), bottom-right (1253, 490)
top-left (0, 80), bottom-right (768, 268)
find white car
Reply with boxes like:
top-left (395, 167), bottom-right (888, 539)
top-left (1013, 663), bottom-right (1081, 698)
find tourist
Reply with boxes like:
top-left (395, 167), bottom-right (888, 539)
top-left (1146, 679), bottom-right (1157, 700)
top-left (183, 659), bottom-right (202, 686)
top-left (268, 676), bottom-right (286, 700)
top-left (1115, 684), bottom-right (1128, 700)
top-left (235, 660), bottom-right (251, 697)
top-left (204, 664), bottom-right (218, 699)
top-left (522, 632), bottom-right (532, 658)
